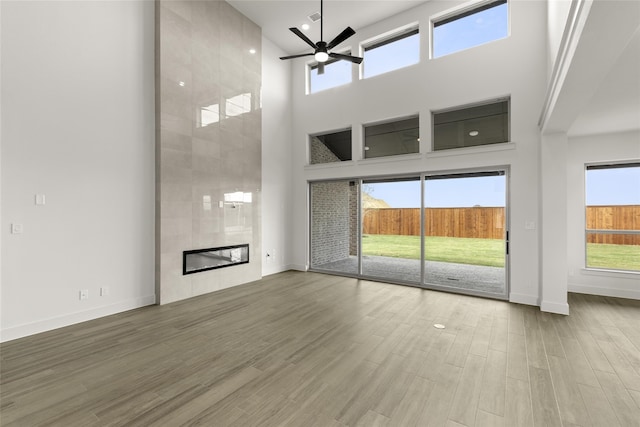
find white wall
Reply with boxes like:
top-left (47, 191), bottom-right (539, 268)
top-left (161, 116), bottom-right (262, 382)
top-left (547, 0), bottom-right (573, 77)
top-left (289, 0), bottom-right (548, 306)
top-left (261, 37), bottom-right (293, 276)
top-left (1, 1), bottom-right (155, 342)
top-left (567, 130), bottom-right (640, 299)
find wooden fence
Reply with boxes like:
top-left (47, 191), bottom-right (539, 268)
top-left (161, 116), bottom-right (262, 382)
top-left (362, 205), bottom-right (640, 245)
top-left (363, 207), bottom-right (504, 239)
top-left (586, 205), bottom-right (640, 245)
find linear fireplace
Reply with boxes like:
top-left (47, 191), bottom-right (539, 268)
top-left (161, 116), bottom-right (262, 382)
top-left (183, 244), bottom-right (249, 275)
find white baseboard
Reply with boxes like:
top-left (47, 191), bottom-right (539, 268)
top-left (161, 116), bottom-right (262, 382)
top-left (509, 292), bottom-right (539, 307)
top-left (0, 295), bottom-right (156, 343)
top-left (262, 263), bottom-right (295, 277)
top-left (289, 264), bottom-right (308, 272)
top-left (569, 284), bottom-right (640, 300)
top-left (541, 300), bottom-right (570, 315)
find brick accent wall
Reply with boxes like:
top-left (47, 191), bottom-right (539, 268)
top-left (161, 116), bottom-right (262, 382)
top-left (349, 183), bottom-right (359, 255)
top-left (310, 137), bottom-right (340, 164)
top-left (311, 181), bottom-right (351, 265)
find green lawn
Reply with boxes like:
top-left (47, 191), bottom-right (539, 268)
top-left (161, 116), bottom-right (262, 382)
top-left (587, 243), bottom-right (640, 271)
top-left (362, 234), bottom-right (640, 271)
top-left (362, 234), bottom-right (505, 268)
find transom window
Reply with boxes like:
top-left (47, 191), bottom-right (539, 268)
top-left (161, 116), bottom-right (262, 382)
top-left (364, 116), bottom-right (419, 159)
top-left (310, 128), bottom-right (352, 164)
top-left (362, 26), bottom-right (420, 78)
top-left (432, 0), bottom-right (508, 58)
top-left (308, 55), bottom-right (352, 94)
top-left (432, 99), bottom-right (509, 151)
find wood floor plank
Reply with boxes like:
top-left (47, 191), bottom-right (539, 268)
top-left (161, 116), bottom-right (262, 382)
top-left (475, 409), bottom-right (506, 427)
top-left (489, 314), bottom-right (509, 353)
top-left (506, 332), bottom-right (529, 381)
top-left (547, 355), bottom-right (592, 426)
top-left (578, 383), bottom-right (622, 427)
top-left (629, 389), bottom-right (640, 410)
top-left (528, 365), bottom-right (562, 427)
top-left (594, 369), bottom-right (640, 426)
top-left (504, 377), bottom-right (534, 427)
top-left (419, 363), bottom-right (463, 427)
top-left (538, 312), bottom-right (567, 358)
top-left (523, 309), bottom-right (548, 370)
top-left (445, 324), bottom-right (474, 368)
top-left (1, 271), bottom-right (639, 426)
top-left (448, 353), bottom-right (487, 426)
top-left (560, 337), bottom-right (600, 387)
top-left (389, 375), bottom-right (435, 426)
top-left (478, 349), bottom-right (507, 416)
top-left (575, 329), bottom-right (616, 374)
top-left (469, 317), bottom-right (492, 357)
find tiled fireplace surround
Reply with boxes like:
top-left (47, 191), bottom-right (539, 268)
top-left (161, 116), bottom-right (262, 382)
top-left (156, 0), bottom-right (262, 304)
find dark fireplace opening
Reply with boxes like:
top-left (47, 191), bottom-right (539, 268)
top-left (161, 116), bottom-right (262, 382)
top-left (183, 244), bottom-right (249, 275)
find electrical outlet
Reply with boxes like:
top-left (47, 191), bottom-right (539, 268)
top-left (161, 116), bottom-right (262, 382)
top-left (79, 289), bottom-right (89, 300)
top-left (100, 286), bottom-right (110, 296)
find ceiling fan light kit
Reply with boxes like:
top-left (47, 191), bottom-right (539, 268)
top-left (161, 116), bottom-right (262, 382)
top-left (279, 0), bottom-right (363, 74)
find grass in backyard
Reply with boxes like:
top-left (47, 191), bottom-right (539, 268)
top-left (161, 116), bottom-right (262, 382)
top-left (361, 235), bottom-right (640, 272)
top-left (587, 243), bottom-right (640, 271)
top-left (362, 234), bottom-right (506, 268)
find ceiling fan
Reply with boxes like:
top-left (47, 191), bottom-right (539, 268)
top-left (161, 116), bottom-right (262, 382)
top-left (279, 0), bottom-right (363, 74)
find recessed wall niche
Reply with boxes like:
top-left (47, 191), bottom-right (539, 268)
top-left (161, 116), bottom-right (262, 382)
top-left (156, 0), bottom-right (262, 304)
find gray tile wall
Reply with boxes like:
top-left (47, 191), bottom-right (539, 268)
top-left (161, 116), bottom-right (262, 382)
top-left (156, 0), bottom-right (262, 304)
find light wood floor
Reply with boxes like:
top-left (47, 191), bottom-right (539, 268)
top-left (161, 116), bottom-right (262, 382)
top-left (1, 271), bottom-right (640, 426)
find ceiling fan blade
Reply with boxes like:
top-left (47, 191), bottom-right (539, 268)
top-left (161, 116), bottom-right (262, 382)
top-left (326, 27), bottom-right (356, 50)
top-left (317, 62), bottom-right (325, 75)
top-left (289, 27), bottom-right (318, 50)
top-left (280, 53), bottom-right (314, 60)
top-left (329, 52), bottom-right (363, 64)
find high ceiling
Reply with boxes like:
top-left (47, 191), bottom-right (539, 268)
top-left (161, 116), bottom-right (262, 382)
top-left (227, 0), bottom-right (640, 138)
top-left (227, 0), bottom-right (429, 55)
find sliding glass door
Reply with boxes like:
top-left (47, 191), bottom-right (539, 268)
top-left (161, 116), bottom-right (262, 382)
top-left (361, 177), bottom-right (422, 284)
top-left (423, 171), bottom-right (507, 297)
top-left (309, 169), bottom-right (509, 299)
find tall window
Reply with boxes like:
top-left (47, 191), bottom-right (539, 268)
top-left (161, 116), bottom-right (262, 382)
top-left (432, 99), bottom-right (509, 151)
top-left (308, 56), bottom-right (352, 94)
top-left (432, 0), bottom-right (508, 58)
top-left (585, 163), bottom-right (640, 272)
top-left (362, 26), bottom-right (419, 78)
top-left (364, 116), bottom-right (419, 159)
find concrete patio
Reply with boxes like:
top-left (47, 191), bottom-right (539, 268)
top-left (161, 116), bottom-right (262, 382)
top-left (313, 255), bottom-right (506, 296)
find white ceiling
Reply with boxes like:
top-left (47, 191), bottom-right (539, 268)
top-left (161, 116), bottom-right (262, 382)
top-left (568, 28), bottom-right (640, 137)
top-left (227, 0), bottom-right (429, 55)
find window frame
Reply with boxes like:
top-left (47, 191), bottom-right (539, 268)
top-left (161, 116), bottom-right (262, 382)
top-left (431, 97), bottom-right (510, 152)
top-left (360, 24), bottom-right (420, 79)
top-left (430, 0), bottom-right (509, 59)
top-left (362, 114), bottom-right (420, 160)
top-left (584, 162), bottom-right (640, 273)
top-left (309, 127), bottom-right (353, 165)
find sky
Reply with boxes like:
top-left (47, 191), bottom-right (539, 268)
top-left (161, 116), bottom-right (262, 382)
top-left (365, 167), bottom-right (640, 208)
top-left (365, 176), bottom-right (506, 208)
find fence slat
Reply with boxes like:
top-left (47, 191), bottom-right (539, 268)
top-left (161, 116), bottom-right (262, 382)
top-left (362, 206), bottom-right (640, 245)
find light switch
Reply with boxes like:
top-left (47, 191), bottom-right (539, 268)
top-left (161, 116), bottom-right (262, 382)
top-left (219, 201), bottom-right (224, 208)
top-left (35, 194), bottom-right (46, 205)
top-left (525, 220), bottom-right (536, 230)
top-left (11, 223), bottom-right (24, 234)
